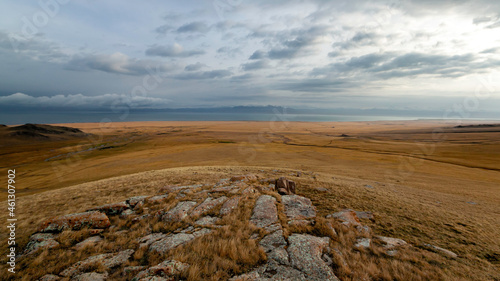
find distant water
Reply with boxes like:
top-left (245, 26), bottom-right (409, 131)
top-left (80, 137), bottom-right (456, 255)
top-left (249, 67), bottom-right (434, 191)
top-left (0, 111), bottom-right (431, 125)
top-left (2, 111), bottom-right (498, 125)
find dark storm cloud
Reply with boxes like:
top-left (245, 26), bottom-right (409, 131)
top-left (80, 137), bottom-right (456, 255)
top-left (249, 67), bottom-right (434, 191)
top-left (145, 44), bottom-right (205, 57)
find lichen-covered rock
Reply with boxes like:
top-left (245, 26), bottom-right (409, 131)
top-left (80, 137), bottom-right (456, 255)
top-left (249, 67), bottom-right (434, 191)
top-left (355, 211), bottom-right (375, 221)
top-left (250, 195), bottom-right (278, 228)
top-left (275, 177), bottom-right (296, 195)
top-left (162, 201), bottom-right (197, 222)
top-left (190, 196), bottom-right (227, 217)
top-left (132, 260), bottom-right (189, 281)
top-left (229, 262), bottom-right (307, 281)
top-left (326, 209), bottom-right (361, 227)
top-left (138, 233), bottom-right (168, 248)
top-left (38, 211), bottom-right (110, 233)
top-left (193, 228), bottom-right (213, 237)
top-left (146, 195), bottom-right (170, 204)
top-left (87, 202), bottom-right (129, 215)
top-left (287, 234), bottom-right (339, 281)
top-left (24, 233), bottom-right (59, 255)
top-left (124, 266), bottom-right (147, 276)
top-left (60, 249), bottom-right (134, 277)
top-left (194, 216), bottom-right (220, 226)
top-left (259, 230), bottom-right (287, 253)
top-left (149, 233), bottom-right (195, 254)
top-left (220, 196), bottom-right (241, 215)
top-left (74, 236), bottom-right (103, 250)
top-left (282, 195), bottom-right (316, 220)
top-left (126, 196), bottom-right (148, 207)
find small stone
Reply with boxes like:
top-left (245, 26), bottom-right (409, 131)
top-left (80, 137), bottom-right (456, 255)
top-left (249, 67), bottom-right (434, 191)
top-left (354, 238), bottom-right (371, 249)
top-left (126, 196), bottom-right (148, 207)
top-left (355, 211), bottom-right (374, 221)
top-left (424, 244), bottom-right (458, 258)
top-left (376, 236), bottom-right (407, 249)
top-left (326, 209), bottom-right (361, 227)
top-left (275, 177), bottom-right (296, 195)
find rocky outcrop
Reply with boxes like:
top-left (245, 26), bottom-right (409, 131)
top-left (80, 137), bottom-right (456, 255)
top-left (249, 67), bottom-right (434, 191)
top-left (38, 211), bottom-right (111, 233)
top-left (275, 177), bottom-right (296, 195)
top-left (326, 209), bottom-right (361, 227)
top-left (74, 236), bottom-right (103, 250)
top-left (281, 195), bottom-right (316, 221)
top-left (250, 195), bottom-right (278, 228)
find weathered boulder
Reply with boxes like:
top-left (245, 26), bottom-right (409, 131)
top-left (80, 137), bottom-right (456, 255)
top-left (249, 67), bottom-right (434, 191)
top-left (355, 211), bottom-right (375, 221)
top-left (275, 177), bottom-right (296, 195)
top-left (259, 230), bottom-right (287, 253)
top-left (24, 233), bottom-right (59, 255)
top-left (146, 195), bottom-right (170, 204)
top-left (149, 233), bottom-right (195, 254)
top-left (132, 260), bottom-right (189, 281)
top-left (190, 196), bottom-right (227, 217)
top-left (250, 195), bottom-right (278, 228)
top-left (424, 244), bottom-right (458, 258)
top-left (326, 209), bottom-right (361, 227)
top-left (287, 234), bottom-right (339, 281)
top-left (281, 195), bottom-right (316, 220)
top-left (220, 196), bottom-right (241, 215)
top-left (87, 202), bottom-right (129, 215)
top-left (38, 211), bottom-right (111, 233)
top-left (74, 236), bottom-right (103, 250)
top-left (60, 249), bottom-right (134, 277)
top-left (162, 201), bottom-right (197, 222)
top-left (126, 196), bottom-right (148, 207)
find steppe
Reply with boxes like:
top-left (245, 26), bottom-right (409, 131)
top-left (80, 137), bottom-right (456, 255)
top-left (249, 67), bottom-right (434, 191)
top-left (0, 120), bottom-right (499, 280)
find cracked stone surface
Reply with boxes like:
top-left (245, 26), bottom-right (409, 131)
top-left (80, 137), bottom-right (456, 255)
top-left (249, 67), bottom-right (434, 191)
top-left (194, 216), bottom-right (220, 226)
top-left (220, 196), bottom-right (241, 215)
top-left (132, 260), bottom-right (189, 281)
top-left (60, 249), bottom-right (134, 277)
top-left (190, 196), bottom-right (227, 217)
top-left (24, 233), bottom-right (59, 255)
top-left (38, 211), bottom-right (111, 233)
top-left (148, 233), bottom-right (195, 254)
top-left (250, 195), bottom-right (278, 228)
top-left (282, 195), bottom-right (317, 220)
top-left (162, 201), bottom-right (197, 222)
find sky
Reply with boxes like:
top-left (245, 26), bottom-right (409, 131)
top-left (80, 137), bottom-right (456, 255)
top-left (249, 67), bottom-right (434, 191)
top-left (0, 0), bottom-right (499, 115)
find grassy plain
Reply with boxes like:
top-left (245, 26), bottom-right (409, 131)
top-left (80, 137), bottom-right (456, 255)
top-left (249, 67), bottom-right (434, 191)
top-left (0, 120), bottom-right (499, 280)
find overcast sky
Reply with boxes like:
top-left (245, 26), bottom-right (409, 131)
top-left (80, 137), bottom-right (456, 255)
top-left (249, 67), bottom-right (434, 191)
top-left (0, 0), bottom-right (499, 113)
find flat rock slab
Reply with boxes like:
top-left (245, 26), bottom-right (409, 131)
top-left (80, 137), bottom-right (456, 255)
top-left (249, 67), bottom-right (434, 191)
top-left (354, 238), bottom-right (371, 249)
top-left (72, 272), bottom-right (108, 281)
top-left (282, 195), bottom-right (317, 220)
top-left (229, 262), bottom-right (307, 281)
top-left (162, 201), bottom-right (197, 222)
top-left (60, 249), bottom-right (134, 277)
top-left (326, 209), bottom-right (361, 227)
top-left (38, 211), bottom-right (111, 233)
top-left (424, 244), bottom-right (458, 258)
top-left (220, 196), bottom-right (241, 216)
top-left (24, 233), bottom-right (59, 255)
top-left (287, 234), bottom-right (339, 281)
top-left (132, 260), bottom-right (189, 281)
top-left (250, 195), bottom-right (278, 228)
top-left (376, 236), bottom-right (407, 249)
top-left (149, 233), bottom-right (195, 255)
top-left (190, 196), bottom-right (227, 217)
top-left (259, 230), bottom-right (287, 253)
top-left (138, 233), bottom-right (169, 248)
top-left (194, 216), bottom-right (220, 226)
top-left (147, 195), bottom-right (170, 204)
top-left (87, 202), bottom-right (129, 215)
top-left (74, 236), bottom-right (103, 250)
top-left (39, 274), bottom-right (61, 281)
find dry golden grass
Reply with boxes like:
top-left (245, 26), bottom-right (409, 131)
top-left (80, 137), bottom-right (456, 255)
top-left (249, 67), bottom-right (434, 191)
top-left (0, 120), bottom-right (499, 280)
